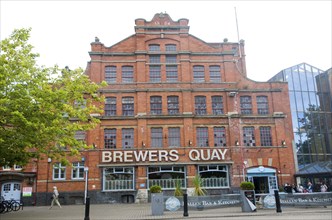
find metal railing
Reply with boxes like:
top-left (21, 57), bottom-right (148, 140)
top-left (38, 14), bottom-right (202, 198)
top-left (149, 179), bottom-right (185, 189)
top-left (104, 180), bottom-right (134, 191)
top-left (202, 177), bottom-right (228, 188)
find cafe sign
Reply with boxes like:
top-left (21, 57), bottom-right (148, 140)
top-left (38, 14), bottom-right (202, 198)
top-left (102, 149), bottom-right (228, 163)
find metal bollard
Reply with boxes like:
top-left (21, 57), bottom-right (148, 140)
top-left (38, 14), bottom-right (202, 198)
top-left (183, 193), bottom-right (189, 217)
top-left (274, 190), bottom-right (282, 213)
top-left (84, 196), bottom-right (90, 220)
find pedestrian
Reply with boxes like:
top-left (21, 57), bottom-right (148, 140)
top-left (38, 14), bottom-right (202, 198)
top-left (49, 186), bottom-right (62, 209)
top-left (307, 182), bottom-right (313, 193)
top-left (320, 183), bottom-right (328, 192)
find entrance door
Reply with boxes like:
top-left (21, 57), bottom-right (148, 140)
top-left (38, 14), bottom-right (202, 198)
top-left (1, 182), bottom-right (21, 201)
top-left (253, 177), bottom-right (269, 194)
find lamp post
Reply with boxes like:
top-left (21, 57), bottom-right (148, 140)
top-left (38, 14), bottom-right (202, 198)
top-left (84, 167), bottom-right (90, 220)
top-left (84, 167), bottom-right (89, 204)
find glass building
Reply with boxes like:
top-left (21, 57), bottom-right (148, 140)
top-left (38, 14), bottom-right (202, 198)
top-left (269, 63), bottom-right (332, 191)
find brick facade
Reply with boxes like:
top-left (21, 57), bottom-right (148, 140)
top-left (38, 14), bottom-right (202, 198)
top-left (0, 13), bottom-right (296, 205)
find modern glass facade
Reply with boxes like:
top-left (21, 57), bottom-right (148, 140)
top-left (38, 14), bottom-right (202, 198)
top-left (269, 63), bottom-right (332, 190)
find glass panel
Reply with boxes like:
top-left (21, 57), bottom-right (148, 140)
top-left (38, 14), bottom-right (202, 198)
top-left (122, 128), bottom-right (134, 149)
top-left (151, 128), bottom-right (163, 148)
top-left (196, 127), bottom-right (209, 147)
top-left (105, 129), bottom-right (117, 149)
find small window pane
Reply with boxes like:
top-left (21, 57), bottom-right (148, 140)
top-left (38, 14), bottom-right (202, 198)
top-left (151, 128), bottom-right (163, 148)
top-left (193, 66), bottom-right (205, 82)
top-left (209, 66), bottom-right (221, 82)
top-left (195, 96), bottom-right (207, 115)
top-left (168, 96), bottom-right (179, 115)
top-left (197, 127), bottom-right (209, 147)
top-left (240, 96), bottom-right (252, 114)
top-left (122, 66), bottom-right (134, 83)
top-left (105, 66), bottom-right (116, 83)
top-left (105, 97), bottom-right (117, 116)
top-left (122, 128), bottom-right (134, 149)
top-left (105, 129), bottom-right (117, 149)
top-left (150, 96), bottom-right (162, 115)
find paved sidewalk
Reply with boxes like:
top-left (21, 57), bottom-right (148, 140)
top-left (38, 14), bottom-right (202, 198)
top-left (1, 204), bottom-right (331, 220)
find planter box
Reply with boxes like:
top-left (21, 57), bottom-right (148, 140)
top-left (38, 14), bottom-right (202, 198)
top-left (151, 193), bottom-right (164, 216)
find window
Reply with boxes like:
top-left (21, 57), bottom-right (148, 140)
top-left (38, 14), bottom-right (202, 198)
top-left (260, 126), bottom-right (272, 146)
top-left (122, 97), bottom-right (134, 116)
top-left (198, 165), bottom-right (229, 188)
top-left (122, 66), bottom-right (133, 83)
top-left (74, 99), bottom-right (86, 109)
top-left (72, 162), bottom-right (85, 179)
top-left (53, 163), bottom-right (66, 180)
top-left (166, 55), bottom-right (177, 63)
top-left (105, 66), bottom-right (116, 83)
top-left (193, 65), bottom-right (205, 82)
top-left (14, 165), bottom-right (23, 170)
top-left (148, 166), bottom-right (185, 189)
top-left (240, 96), bottom-right (252, 114)
top-left (122, 128), bottom-right (134, 149)
top-left (197, 127), bottom-right (209, 147)
top-left (209, 65), bottom-right (221, 82)
top-left (151, 128), bottom-right (163, 148)
top-left (104, 129), bottom-right (116, 149)
top-left (149, 44), bottom-right (160, 52)
top-left (168, 127), bottom-right (180, 147)
top-left (150, 96), bottom-right (162, 115)
top-left (75, 131), bottom-right (86, 142)
top-left (103, 167), bottom-right (134, 191)
top-left (166, 66), bottom-right (178, 82)
top-left (243, 127), bottom-right (256, 147)
top-left (257, 96), bottom-right (269, 115)
top-left (149, 55), bottom-right (160, 63)
top-left (167, 96), bottom-right (179, 115)
top-left (195, 96), bottom-right (207, 115)
top-left (105, 97), bottom-right (117, 116)
top-left (166, 44), bottom-right (176, 51)
top-left (149, 65), bottom-right (161, 82)
top-left (212, 96), bottom-right (223, 115)
top-left (214, 127), bottom-right (226, 147)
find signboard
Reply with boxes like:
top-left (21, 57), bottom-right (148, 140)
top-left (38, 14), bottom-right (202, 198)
top-left (22, 187), bottom-right (32, 197)
top-left (102, 149), bottom-right (228, 163)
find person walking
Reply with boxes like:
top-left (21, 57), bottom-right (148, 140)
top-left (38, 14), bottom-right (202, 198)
top-left (49, 186), bottom-right (62, 209)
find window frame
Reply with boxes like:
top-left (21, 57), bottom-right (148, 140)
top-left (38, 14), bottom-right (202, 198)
top-left (240, 96), bottom-right (253, 115)
top-left (257, 96), bottom-right (269, 115)
top-left (195, 96), bottom-right (207, 115)
top-left (105, 66), bottom-right (117, 83)
top-left (122, 97), bottom-right (134, 116)
top-left (260, 126), bottom-right (272, 146)
top-left (105, 97), bottom-right (117, 116)
top-left (193, 65), bottom-right (205, 82)
top-left (151, 127), bottom-right (163, 148)
top-left (121, 66), bottom-right (134, 83)
top-left (150, 96), bottom-right (162, 115)
top-left (53, 163), bottom-right (66, 180)
top-left (104, 128), bottom-right (117, 149)
top-left (72, 162), bottom-right (85, 180)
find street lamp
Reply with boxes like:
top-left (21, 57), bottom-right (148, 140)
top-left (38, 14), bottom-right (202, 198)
top-left (84, 167), bottom-right (89, 204)
top-left (84, 167), bottom-right (90, 220)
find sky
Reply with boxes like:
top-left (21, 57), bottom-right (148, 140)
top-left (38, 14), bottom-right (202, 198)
top-left (1, 0), bottom-right (331, 82)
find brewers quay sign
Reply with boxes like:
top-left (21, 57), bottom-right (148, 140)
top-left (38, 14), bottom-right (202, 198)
top-left (102, 149), bottom-right (228, 163)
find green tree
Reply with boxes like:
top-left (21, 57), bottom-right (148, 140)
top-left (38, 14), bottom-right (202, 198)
top-left (0, 28), bottom-right (105, 166)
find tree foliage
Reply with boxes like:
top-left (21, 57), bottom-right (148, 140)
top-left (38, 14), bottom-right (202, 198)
top-left (0, 28), bottom-right (105, 166)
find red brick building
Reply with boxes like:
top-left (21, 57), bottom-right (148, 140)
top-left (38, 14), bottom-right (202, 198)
top-left (1, 13), bottom-right (295, 205)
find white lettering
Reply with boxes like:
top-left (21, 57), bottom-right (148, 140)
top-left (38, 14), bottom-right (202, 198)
top-left (134, 151), bottom-right (149, 162)
top-left (124, 151), bottom-right (133, 162)
top-left (210, 149), bottom-right (221, 160)
top-left (159, 150), bottom-right (168, 162)
top-left (169, 149), bottom-right (179, 161)
top-left (218, 149), bottom-right (227, 160)
top-left (114, 151), bottom-right (123, 162)
top-left (200, 149), bottom-right (210, 160)
top-left (149, 150), bottom-right (158, 162)
top-left (102, 151), bottom-right (112, 162)
top-left (189, 149), bottom-right (200, 161)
